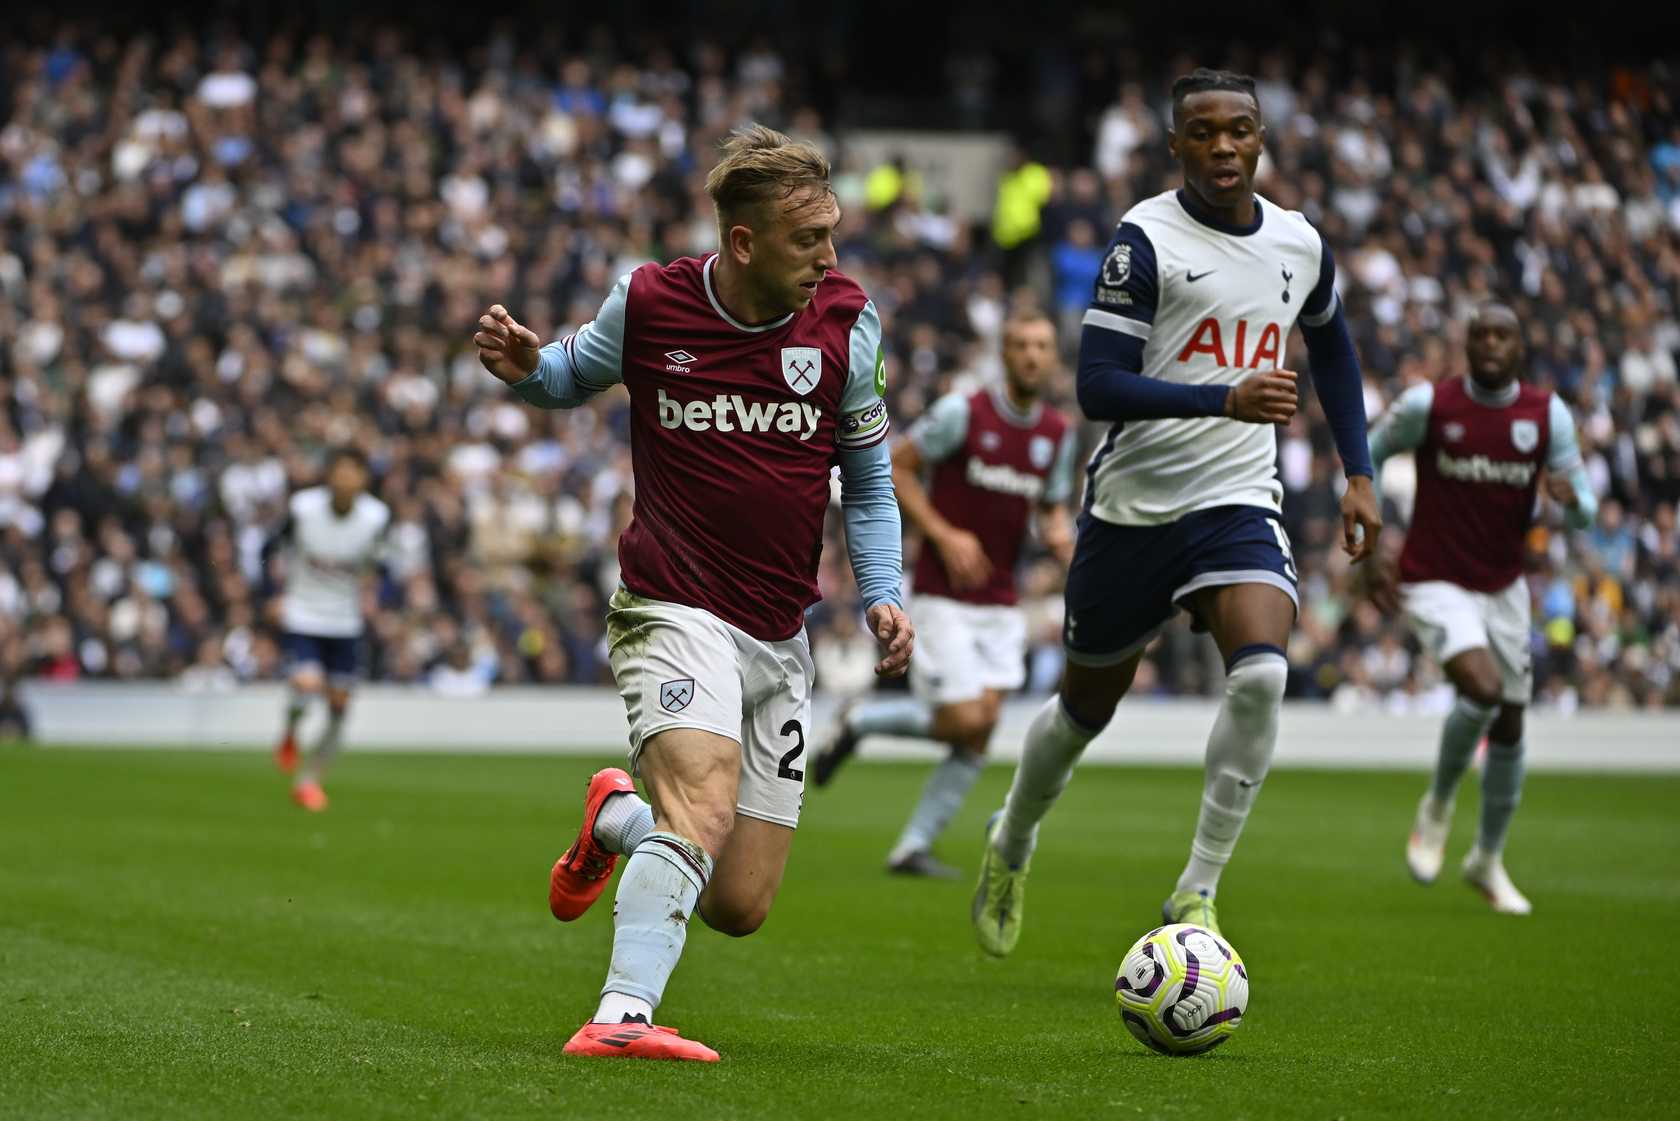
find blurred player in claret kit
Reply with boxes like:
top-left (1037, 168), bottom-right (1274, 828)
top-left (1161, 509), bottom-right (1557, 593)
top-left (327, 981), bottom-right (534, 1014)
top-left (811, 309), bottom-right (1077, 878)
top-left (474, 125), bottom-right (913, 1062)
top-left (972, 68), bottom-right (1383, 954)
top-left (265, 448), bottom-right (390, 812)
top-left (1367, 301), bottom-right (1597, 915)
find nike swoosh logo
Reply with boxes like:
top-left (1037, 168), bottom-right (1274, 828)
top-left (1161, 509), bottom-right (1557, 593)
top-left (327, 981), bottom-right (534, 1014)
top-left (1237, 778), bottom-right (1259, 788)
top-left (1187, 270), bottom-right (1215, 282)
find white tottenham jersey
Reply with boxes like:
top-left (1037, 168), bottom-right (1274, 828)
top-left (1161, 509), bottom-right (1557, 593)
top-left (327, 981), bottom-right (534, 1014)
top-left (1082, 190), bottom-right (1337, 525)
top-left (281, 487), bottom-right (390, 638)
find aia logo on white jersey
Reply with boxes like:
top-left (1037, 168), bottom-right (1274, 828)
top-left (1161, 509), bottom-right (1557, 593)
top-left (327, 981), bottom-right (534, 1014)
top-left (1177, 319), bottom-right (1284, 369)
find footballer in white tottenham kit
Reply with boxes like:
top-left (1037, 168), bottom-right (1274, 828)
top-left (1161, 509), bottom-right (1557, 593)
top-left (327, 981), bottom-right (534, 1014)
top-left (973, 68), bottom-right (1382, 954)
top-left (266, 447), bottom-right (390, 812)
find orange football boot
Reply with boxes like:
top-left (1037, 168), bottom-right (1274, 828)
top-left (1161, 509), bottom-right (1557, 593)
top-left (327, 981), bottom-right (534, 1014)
top-left (563, 1020), bottom-right (719, 1062)
top-left (549, 768), bottom-right (638, 921)
top-left (275, 732), bottom-right (298, 774)
top-left (291, 780), bottom-right (328, 812)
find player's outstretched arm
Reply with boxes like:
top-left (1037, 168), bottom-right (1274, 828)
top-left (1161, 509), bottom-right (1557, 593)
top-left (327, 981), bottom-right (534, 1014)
top-left (1543, 395), bottom-right (1599, 530)
top-left (476, 276), bottom-right (628, 409)
top-left (838, 440), bottom-right (913, 677)
top-left (474, 305), bottom-right (541, 384)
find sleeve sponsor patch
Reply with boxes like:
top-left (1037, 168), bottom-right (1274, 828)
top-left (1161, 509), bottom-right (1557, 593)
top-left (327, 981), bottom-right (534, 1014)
top-left (839, 398), bottom-right (889, 444)
top-left (1094, 242), bottom-right (1134, 306)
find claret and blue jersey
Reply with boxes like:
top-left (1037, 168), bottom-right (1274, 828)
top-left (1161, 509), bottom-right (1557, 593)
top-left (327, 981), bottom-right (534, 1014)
top-left (507, 255), bottom-right (902, 642)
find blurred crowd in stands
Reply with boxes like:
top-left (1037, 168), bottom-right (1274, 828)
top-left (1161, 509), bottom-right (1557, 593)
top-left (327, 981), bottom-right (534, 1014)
top-left (0, 24), bottom-right (1675, 713)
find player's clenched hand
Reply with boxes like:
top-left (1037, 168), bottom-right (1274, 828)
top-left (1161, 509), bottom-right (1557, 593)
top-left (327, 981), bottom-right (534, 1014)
top-left (867, 603), bottom-right (914, 678)
top-left (474, 304), bottom-right (542, 385)
top-left (1225, 369), bottom-right (1298, 424)
top-left (1341, 474), bottom-right (1382, 565)
top-left (935, 528), bottom-right (993, 592)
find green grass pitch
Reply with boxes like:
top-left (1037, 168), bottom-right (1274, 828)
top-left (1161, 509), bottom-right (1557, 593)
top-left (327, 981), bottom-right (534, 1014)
top-left (2, 746), bottom-right (1677, 1120)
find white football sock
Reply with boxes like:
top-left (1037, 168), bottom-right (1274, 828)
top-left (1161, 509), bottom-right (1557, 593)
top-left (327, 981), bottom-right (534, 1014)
top-left (847, 696), bottom-right (934, 739)
top-left (593, 791), bottom-right (655, 855)
top-left (891, 753), bottom-right (984, 861)
top-left (1431, 697), bottom-right (1497, 805)
top-left (996, 696), bottom-right (1100, 866)
top-left (595, 832), bottom-right (713, 1020)
top-left (593, 991), bottom-right (654, 1024)
top-left (1477, 737), bottom-right (1525, 857)
top-left (299, 707), bottom-right (346, 784)
top-left (1176, 648), bottom-right (1288, 898)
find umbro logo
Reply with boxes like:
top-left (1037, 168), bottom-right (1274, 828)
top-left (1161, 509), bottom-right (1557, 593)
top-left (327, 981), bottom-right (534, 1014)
top-left (1187, 269), bottom-right (1216, 283)
top-left (664, 349), bottom-right (697, 373)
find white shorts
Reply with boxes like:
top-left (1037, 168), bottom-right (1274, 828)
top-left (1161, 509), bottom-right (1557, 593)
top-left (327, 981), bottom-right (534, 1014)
top-left (1401, 579), bottom-right (1533, 704)
top-left (606, 588), bottom-right (814, 829)
top-left (907, 595), bottom-right (1027, 706)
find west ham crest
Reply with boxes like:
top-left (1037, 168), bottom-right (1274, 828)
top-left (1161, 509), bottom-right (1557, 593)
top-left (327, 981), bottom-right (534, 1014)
top-left (1510, 419), bottom-right (1539, 454)
top-left (659, 678), bottom-right (695, 713)
top-left (780, 347), bottom-right (822, 396)
top-left (1030, 435), bottom-right (1054, 469)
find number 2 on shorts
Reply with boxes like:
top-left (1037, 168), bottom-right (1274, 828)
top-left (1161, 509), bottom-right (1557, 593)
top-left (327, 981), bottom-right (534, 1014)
top-left (777, 719), bottom-right (806, 782)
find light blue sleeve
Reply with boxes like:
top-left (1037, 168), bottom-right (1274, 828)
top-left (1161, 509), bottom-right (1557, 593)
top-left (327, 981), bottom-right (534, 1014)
top-left (1042, 426), bottom-right (1081, 506)
top-left (906, 392), bottom-right (970, 462)
top-left (508, 274), bottom-right (629, 409)
top-left (836, 440), bottom-right (904, 612)
top-left (1547, 394), bottom-right (1598, 530)
top-left (1367, 382), bottom-right (1433, 505)
top-left (1368, 382), bottom-right (1433, 466)
top-left (836, 299), bottom-right (891, 451)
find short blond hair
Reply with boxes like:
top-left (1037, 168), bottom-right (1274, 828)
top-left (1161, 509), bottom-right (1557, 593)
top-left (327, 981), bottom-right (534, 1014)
top-left (704, 124), bottom-right (832, 229)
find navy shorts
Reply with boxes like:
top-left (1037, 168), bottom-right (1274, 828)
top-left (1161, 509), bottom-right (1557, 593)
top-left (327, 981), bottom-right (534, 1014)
top-left (1063, 505), bottom-right (1299, 667)
top-left (282, 632), bottom-right (361, 682)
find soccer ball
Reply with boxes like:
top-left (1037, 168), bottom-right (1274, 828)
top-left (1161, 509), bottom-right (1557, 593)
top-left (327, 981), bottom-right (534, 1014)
top-left (1115, 923), bottom-right (1248, 1055)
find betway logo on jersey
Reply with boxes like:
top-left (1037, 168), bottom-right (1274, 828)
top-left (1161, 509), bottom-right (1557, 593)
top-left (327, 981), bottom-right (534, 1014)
top-left (657, 388), bottom-right (821, 441)
top-left (965, 456), bottom-right (1044, 499)
top-left (1177, 319), bottom-right (1284, 368)
top-left (1436, 449), bottom-right (1537, 487)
